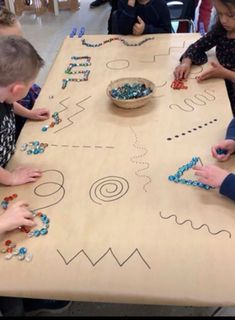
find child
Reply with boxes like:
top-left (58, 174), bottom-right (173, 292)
top-left (174, 0), bottom-right (235, 116)
top-left (194, 117), bottom-right (235, 201)
top-left (0, 5), bottom-right (42, 139)
top-left (0, 35), bottom-right (50, 186)
top-left (114, 0), bottom-right (172, 35)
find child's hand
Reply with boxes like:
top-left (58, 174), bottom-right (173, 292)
top-left (174, 58), bottom-right (192, 80)
top-left (28, 108), bottom-right (50, 121)
top-left (211, 139), bottom-right (235, 161)
top-left (0, 201), bottom-right (36, 233)
top-left (196, 61), bottom-right (228, 82)
top-left (193, 164), bottom-right (229, 188)
top-left (133, 16), bottom-right (145, 35)
top-left (7, 167), bottom-right (42, 186)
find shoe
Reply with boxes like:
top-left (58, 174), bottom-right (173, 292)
top-left (23, 299), bottom-right (72, 316)
top-left (90, 0), bottom-right (108, 8)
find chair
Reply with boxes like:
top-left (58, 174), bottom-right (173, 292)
top-left (166, 0), bottom-right (196, 33)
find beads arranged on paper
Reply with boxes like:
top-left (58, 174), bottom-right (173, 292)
top-left (81, 37), bottom-right (154, 47)
top-left (1, 194), bottom-right (17, 209)
top-left (1, 240), bottom-right (33, 262)
top-left (111, 83), bottom-right (153, 100)
top-left (62, 56), bottom-right (91, 89)
top-left (20, 141), bottom-right (48, 155)
top-left (27, 211), bottom-right (50, 238)
top-left (168, 157), bottom-right (213, 190)
top-left (42, 112), bottom-right (62, 132)
top-left (171, 79), bottom-right (188, 90)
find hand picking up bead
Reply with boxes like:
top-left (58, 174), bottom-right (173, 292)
top-left (216, 148), bottom-right (228, 155)
top-left (168, 157), bottom-right (213, 190)
top-left (27, 211), bottom-right (50, 238)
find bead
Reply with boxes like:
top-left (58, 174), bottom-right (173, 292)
top-left (33, 230), bottom-right (40, 237)
top-left (19, 247), bottom-right (27, 255)
top-left (25, 253), bottom-right (33, 262)
top-left (40, 228), bottom-right (48, 235)
top-left (18, 254), bottom-right (25, 261)
top-left (5, 240), bottom-right (11, 246)
top-left (5, 253), bottom-right (13, 260)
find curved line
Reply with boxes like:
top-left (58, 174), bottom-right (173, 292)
top-left (57, 248), bottom-right (151, 269)
top-left (204, 89), bottom-right (216, 100)
top-left (169, 103), bottom-right (194, 112)
top-left (32, 169), bottom-right (65, 212)
top-left (106, 59), bottom-right (130, 70)
top-left (189, 66), bottom-right (203, 74)
top-left (155, 81), bottom-right (167, 89)
top-left (159, 211), bottom-right (231, 238)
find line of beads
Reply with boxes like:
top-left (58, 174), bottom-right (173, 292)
top-left (1, 194), bottom-right (17, 209)
top-left (81, 37), bottom-right (155, 47)
top-left (20, 141), bottom-right (48, 155)
top-left (1, 240), bottom-right (33, 262)
top-left (27, 211), bottom-right (50, 238)
top-left (62, 70), bottom-right (90, 89)
top-left (42, 112), bottom-right (62, 132)
top-left (168, 157), bottom-right (213, 190)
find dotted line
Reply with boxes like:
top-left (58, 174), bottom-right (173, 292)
top-left (167, 119), bottom-right (218, 141)
top-left (50, 144), bottom-right (114, 149)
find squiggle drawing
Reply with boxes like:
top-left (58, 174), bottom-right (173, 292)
top-left (54, 96), bottom-right (91, 133)
top-left (57, 247), bottom-right (151, 269)
top-left (130, 127), bottom-right (151, 192)
top-left (169, 89), bottom-right (216, 112)
top-left (159, 211), bottom-right (232, 238)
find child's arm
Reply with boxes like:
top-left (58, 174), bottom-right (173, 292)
top-left (13, 102), bottom-right (50, 121)
top-left (197, 61), bottom-right (235, 82)
top-left (194, 164), bottom-right (229, 188)
top-left (0, 166), bottom-right (42, 186)
top-left (0, 201), bottom-right (36, 234)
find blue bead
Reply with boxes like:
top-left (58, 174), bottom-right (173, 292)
top-left (40, 228), bottom-right (48, 235)
top-left (168, 175), bottom-right (175, 181)
top-left (33, 230), bottom-right (40, 237)
top-left (19, 247), bottom-right (27, 254)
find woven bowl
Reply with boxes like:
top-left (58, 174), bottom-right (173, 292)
top-left (107, 77), bottom-right (156, 109)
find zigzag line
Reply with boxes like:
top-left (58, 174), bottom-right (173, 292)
top-left (159, 211), bottom-right (232, 239)
top-left (130, 127), bottom-right (152, 192)
top-left (57, 248), bottom-right (151, 269)
top-left (57, 97), bottom-right (70, 115)
top-left (54, 96), bottom-right (91, 133)
top-left (140, 41), bottom-right (186, 62)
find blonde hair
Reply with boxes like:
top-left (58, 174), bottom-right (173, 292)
top-left (0, 36), bottom-right (45, 87)
top-left (0, 6), bottom-right (16, 27)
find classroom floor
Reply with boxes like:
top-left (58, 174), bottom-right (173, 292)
top-left (16, 0), bottom-right (235, 316)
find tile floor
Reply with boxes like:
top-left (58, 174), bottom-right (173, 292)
top-left (12, 1), bottom-right (235, 316)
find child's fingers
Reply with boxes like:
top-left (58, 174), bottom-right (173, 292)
top-left (23, 219), bottom-right (37, 228)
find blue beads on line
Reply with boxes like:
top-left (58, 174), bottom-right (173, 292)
top-left (168, 157), bottom-right (213, 190)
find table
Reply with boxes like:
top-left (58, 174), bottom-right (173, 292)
top-left (0, 34), bottom-right (234, 306)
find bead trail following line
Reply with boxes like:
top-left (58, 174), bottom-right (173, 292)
top-left (89, 176), bottom-right (129, 205)
top-left (62, 56), bottom-right (91, 89)
top-left (57, 247), bottom-right (151, 269)
top-left (81, 37), bottom-right (154, 48)
top-left (166, 118), bottom-right (218, 141)
top-left (130, 127), bottom-right (152, 192)
top-left (168, 156), bottom-right (214, 190)
top-left (159, 211), bottom-right (232, 238)
top-left (169, 89), bottom-right (216, 112)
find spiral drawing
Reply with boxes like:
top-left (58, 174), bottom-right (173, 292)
top-left (89, 176), bottom-right (129, 205)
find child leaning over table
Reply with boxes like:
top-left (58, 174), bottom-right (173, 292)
top-left (0, 5), bottom-right (42, 140)
top-left (174, 0), bottom-right (235, 116)
top-left (0, 35), bottom-right (50, 186)
top-left (114, 0), bottom-right (172, 35)
top-left (193, 117), bottom-right (235, 202)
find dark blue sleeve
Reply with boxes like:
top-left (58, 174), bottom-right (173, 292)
top-left (180, 29), bottom-right (220, 65)
top-left (225, 118), bottom-right (235, 140)
top-left (117, 0), bottom-right (137, 35)
top-left (144, 0), bottom-right (172, 34)
top-left (220, 173), bottom-right (235, 202)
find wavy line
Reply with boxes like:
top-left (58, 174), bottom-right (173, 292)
top-left (159, 211), bottom-right (231, 238)
top-left (54, 96), bottom-right (91, 133)
top-left (57, 247), bottom-right (151, 269)
top-left (130, 127), bottom-right (151, 192)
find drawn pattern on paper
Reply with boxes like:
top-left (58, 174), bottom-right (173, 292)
top-left (130, 127), bottom-right (151, 192)
top-left (159, 211), bottom-right (232, 238)
top-left (57, 248), bottom-right (151, 269)
top-left (89, 176), bottom-right (129, 205)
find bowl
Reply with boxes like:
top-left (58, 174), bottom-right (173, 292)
top-left (107, 77), bottom-right (156, 109)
